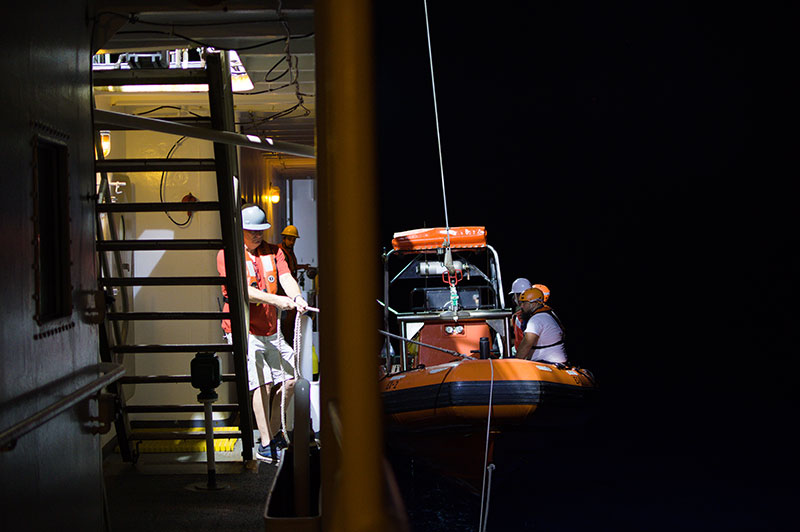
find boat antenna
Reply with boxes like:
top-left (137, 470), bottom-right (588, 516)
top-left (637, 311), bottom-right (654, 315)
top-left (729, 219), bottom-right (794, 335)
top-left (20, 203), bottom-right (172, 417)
top-left (423, 0), bottom-right (453, 256)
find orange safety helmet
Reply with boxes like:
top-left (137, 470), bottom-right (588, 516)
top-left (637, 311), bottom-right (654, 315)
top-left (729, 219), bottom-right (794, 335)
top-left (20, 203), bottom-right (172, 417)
top-left (519, 287), bottom-right (545, 304)
top-left (281, 225), bottom-right (300, 238)
top-left (532, 283), bottom-right (550, 302)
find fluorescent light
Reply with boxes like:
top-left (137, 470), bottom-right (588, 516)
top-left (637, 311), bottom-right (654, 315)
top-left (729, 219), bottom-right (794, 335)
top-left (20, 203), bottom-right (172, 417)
top-left (93, 49), bottom-right (254, 93)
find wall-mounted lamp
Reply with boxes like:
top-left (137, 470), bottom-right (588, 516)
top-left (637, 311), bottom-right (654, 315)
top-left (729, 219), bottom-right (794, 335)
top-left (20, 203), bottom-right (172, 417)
top-left (100, 131), bottom-right (111, 158)
top-left (267, 186), bottom-right (281, 204)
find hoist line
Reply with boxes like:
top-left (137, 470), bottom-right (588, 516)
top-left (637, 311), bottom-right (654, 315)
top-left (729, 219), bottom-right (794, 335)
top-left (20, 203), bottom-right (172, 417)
top-left (478, 357), bottom-right (496, 532)
top-left (423, 0), bottom-right (451, 247)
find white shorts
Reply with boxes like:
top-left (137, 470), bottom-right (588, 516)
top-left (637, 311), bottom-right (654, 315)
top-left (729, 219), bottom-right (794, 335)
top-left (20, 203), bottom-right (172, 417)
top-left (226, 331), bottom-right (295, 391)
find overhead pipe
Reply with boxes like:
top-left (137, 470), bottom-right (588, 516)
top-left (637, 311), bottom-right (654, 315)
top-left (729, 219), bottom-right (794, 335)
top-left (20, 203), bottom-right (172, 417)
top-left (93, 109), bottom-right (315, 159)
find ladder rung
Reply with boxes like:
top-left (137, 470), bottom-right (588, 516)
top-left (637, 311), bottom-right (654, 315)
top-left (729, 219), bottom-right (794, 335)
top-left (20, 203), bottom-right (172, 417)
top-left (124, 404), bottom-right (239, 413)
top-left (96, 158), bottom-right (217, 173)
top-left (97, 239), bottom-right (224, 251)
top-left (129, 430), bottom-right (242, 441)
top-left (108, 312), bottom-right (229, 321)
top-left (120, 374), bottom-right (237, 384)
top-left (95, 116), bottom-right (212, 131)
top-left (111, 344), bottom-right (234, 353)
top-left (96, 201), bottom-right (221, 213)
top-left (99, 276), bottom-right (228, 286)
top-left (93, 69), bottom-right (209, 87)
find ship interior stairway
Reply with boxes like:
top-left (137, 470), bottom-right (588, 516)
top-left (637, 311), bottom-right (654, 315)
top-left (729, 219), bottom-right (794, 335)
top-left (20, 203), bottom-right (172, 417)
top-left (93, 51), bottom-right (254, 463)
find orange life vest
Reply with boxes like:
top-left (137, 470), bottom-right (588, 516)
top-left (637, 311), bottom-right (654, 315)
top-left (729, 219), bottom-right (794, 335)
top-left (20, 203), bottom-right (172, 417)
top-left (514, 305), bottom-right (563, 350)
top-left (245, 242), bottom-right (280, 296)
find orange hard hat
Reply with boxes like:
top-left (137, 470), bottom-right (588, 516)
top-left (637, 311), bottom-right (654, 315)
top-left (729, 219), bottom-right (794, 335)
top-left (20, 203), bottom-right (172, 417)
top-left (519, 287), bottom-right (545, 304)
top-left (281, 225), bottom-right (299, 238)
top-left (532, 284), bottom-right (550, 302)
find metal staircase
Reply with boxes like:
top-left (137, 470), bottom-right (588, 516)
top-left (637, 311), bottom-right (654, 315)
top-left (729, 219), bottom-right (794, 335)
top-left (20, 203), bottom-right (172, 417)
top-left (92, 52), bottom-right (253, 462)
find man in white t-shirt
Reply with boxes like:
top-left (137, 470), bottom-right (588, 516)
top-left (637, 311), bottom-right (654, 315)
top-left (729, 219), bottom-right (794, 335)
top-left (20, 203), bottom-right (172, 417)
top-left (514, 287), bottom-right (567, 364)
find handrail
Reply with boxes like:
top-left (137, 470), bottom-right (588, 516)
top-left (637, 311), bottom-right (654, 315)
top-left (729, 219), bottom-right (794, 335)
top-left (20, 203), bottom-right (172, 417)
top-left (394, 309), bottom-right (513, 322)
top-left (0, 362), bottom-right (125, 451)
top-left (378, 329), bottom-right (467, 359)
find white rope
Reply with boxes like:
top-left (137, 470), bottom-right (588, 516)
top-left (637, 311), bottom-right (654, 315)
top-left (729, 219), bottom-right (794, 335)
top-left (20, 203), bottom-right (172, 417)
top-left (423, 0), bottom-right (451, 245)
top-left (478, 358), bottom-right (496, 532)
top-left (277, 310), bottom-right (304, 446)
top-left (481, 464), bottom-right (496, 532)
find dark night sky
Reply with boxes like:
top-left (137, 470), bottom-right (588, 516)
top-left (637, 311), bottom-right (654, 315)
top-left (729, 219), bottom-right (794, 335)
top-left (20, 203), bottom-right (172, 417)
top-left (373, 1), bottom-right (796, 511)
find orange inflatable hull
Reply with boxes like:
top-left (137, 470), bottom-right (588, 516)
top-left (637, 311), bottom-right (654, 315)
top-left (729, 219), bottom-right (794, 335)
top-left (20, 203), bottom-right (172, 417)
top-left (380, 358), bottom-right (598, 491)
top-left (381, 358), bottom-right (595, 428)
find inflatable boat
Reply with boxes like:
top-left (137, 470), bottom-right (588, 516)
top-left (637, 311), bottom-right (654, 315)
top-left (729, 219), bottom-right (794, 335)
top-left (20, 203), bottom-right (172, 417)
top-left (378, 227), bottom-right (597, 490)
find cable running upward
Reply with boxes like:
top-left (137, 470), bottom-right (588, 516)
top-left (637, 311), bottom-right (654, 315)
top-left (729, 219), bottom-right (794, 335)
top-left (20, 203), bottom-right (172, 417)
top-left (423, 0), bottom-right (451, 247)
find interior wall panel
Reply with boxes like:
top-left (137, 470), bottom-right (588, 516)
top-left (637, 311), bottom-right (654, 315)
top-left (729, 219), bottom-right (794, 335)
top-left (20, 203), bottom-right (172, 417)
top-left (0, 2), bottom-right (105, 530)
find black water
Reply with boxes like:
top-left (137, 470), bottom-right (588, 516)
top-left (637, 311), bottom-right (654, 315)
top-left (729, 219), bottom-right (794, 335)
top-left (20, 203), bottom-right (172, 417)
top-left (389, 419), bottom-right (795, 532)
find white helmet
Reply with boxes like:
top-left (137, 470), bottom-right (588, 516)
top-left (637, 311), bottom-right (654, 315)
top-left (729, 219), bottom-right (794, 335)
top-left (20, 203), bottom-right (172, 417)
top-left (508, 277), bottom-right (531, 295)
top-left (241, 204), bottom-right (271, 231)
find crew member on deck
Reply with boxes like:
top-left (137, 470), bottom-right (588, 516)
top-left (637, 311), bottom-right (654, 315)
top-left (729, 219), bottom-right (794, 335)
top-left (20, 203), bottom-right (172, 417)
top-left (276, 225), bottom-right (310, 341)
top-left (514, 287), bottom-right (567, 364)
top-left (217, 204), bottom-right (308, 462)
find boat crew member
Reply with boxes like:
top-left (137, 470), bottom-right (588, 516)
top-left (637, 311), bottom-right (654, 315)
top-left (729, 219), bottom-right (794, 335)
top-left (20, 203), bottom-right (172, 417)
top-left (514, 287), bottom-right (566, 364)
top-left (510, 279), bottom-right (551, 352)
top-left (509, 278), bottom-right (531, 354)
top-left (217, 204), bottom-right (309, 461)
top-left (276, 224), bottom-right (311, 341)
top-left (509, 277), bottom-right (532, 307)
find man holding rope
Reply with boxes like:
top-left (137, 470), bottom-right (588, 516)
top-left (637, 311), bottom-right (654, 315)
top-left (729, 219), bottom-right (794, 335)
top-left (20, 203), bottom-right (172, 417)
top-left (217, 203), bottom-right (309, 462)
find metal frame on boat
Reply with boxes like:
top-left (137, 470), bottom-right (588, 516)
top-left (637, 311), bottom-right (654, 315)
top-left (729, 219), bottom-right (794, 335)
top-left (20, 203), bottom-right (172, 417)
top-left (381, 226), bottom-right (513, 371)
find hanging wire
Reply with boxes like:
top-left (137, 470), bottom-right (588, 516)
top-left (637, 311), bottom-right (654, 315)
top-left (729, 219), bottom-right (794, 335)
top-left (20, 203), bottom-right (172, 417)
top-left (478, 358), bottom-right (496, 532)
top-left (423, 0), bottom-right (451, 247)
top-left (159, 136), bottom-right (192, 226)
top-left (94, 12), bottom-right (315, 52)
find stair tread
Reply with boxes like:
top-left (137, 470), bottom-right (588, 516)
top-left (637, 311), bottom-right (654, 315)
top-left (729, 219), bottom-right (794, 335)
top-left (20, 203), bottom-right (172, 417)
top-left (107, 311), bottom-right (230, 320)
top-left (93, 68), bottom-right (209, 87)
top-left (128, 431), bottom-right (242, 441)
top-left (99, 276), bottom-right (229, 286)
top-left (120, 374), bottom-right (236, 383)
top-left (96, 201), bottom-right (220, 213)
top-left (111, 344), bottom-right (234, 353)
top-left (96, 158), bottom-right (217, 172)
top-left (97, 239), bottom-right (225, 251)
top-left (124, 404), bottom-right (239, 412)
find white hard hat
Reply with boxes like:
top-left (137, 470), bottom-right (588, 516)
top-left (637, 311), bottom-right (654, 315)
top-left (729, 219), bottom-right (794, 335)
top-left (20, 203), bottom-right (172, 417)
top-left (241, 204), bottom-right (271, 231)
top-left (508, 277), bottom-right (532, 295)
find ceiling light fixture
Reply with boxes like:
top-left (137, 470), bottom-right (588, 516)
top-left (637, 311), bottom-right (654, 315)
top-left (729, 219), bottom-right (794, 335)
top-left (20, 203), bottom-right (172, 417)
top-left (93, 50), bottom-right (254, 93)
